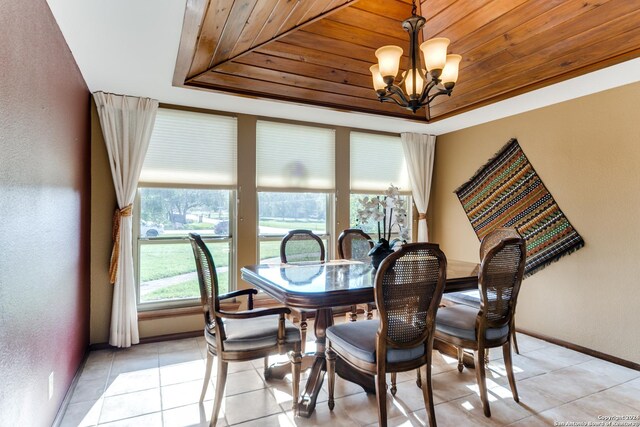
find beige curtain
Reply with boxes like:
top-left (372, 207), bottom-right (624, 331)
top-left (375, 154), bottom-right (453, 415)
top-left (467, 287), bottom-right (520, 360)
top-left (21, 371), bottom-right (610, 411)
top-left (93, 91), bottom-right (158, 348)
top-left (400, 133), bottom-right (436, 242)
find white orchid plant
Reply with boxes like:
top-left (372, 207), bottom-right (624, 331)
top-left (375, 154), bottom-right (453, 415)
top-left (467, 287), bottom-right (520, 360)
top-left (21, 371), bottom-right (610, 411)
top-left (356, 184), bottom-right (410, 252)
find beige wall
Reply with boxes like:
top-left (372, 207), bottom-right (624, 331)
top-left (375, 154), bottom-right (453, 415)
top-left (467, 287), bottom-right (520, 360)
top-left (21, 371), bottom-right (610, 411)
top-left (431, 82), bottom-right (640, 363)
top-left (89, 105), bottom-right (402, 344)
top-left (90, 102), bottom-right (116, 344)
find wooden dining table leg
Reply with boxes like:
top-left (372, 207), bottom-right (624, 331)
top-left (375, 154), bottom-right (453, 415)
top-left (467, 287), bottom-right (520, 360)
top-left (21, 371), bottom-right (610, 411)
top-left (297, 308), bottom-right (333, 417)
top-left (433, 338), bottom-right (475, 369)
top-left (296, 307), bottom-right (376, 417)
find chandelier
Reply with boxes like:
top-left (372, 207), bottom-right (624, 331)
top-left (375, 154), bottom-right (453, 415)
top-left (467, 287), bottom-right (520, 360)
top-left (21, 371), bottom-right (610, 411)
top-left (369, 0), bottom-right (461, 119)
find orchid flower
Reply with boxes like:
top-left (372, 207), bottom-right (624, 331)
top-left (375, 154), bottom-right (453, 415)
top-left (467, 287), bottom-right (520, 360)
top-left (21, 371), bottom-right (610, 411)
top-left (355, 184), bottom-right (411, 245)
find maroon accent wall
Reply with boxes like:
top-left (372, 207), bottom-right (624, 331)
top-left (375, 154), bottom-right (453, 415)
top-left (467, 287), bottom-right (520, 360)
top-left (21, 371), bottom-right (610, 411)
top-left (0, 1), bottom-right (90, 426)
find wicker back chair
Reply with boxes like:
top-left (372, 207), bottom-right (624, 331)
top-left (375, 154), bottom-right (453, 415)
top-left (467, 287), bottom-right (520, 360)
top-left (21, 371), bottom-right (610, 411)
top-left (480, 235), bottom-right (525, 330)
top-left (189, 233), bottom-right (302, 423)
top-left (435, 235), bottom-right (526, 418)
top-left (326, 243), bottom-right (447, 427)
top-left (280, 229), bottom-right (325, 264)
top-left (279, 229), bottom-right (326, 352)
top-left (337, 229), bottom-right (375, 320)
top-left (480, 227), bottom-right (521, 260)
top-left (337, 228), bottom-right (373, 261)
top-left (444, 227), bottom-right (524, 354)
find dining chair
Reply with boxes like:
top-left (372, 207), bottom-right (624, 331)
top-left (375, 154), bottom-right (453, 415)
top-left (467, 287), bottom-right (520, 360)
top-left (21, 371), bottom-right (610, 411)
top-left (434, 234), bottom-right (526, 417)
top-left (280, 229), bottom-right (326, 264)
top-left (326, 243), bottom-right (447, 427)
top-left (280, 229), bottom-right (325, 352)
top-left (189, 233), bottom-right (303, 424)
top-left (443, 228), bottom-right (523, 354)
top-left (337, 228), bottom-right (375, 320)
top-left (280, 229), bottom-right (359, 347)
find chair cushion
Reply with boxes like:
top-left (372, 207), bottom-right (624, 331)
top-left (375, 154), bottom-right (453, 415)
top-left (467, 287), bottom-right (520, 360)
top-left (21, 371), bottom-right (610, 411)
top-left (443, 290), bottom-right (481, 308)
top-left (435, 304), bottom-right (509, 342)
top-left (326, 320), bottom-right (424, 364)
top-left (205, 314), bottom-right (300, 352)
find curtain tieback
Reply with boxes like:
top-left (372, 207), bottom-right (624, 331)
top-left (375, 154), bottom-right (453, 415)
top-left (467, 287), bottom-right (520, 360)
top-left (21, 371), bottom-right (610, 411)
top-left (418, 213), bottom-right (427, 220)
top-left (109, 204), bottom-right (133, 284)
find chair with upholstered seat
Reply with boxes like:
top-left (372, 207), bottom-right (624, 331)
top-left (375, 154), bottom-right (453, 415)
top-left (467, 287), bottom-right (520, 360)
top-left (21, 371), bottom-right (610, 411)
top-left (337, 228), bottom-right (373, 261)
top-left (280, 229), bottom-right (326, 264)
top-left (326, 243), bottom-right (447, 427)
top-left (279, 229), bottom-right (325, 352)
top-left (435, 234), bottom-right (526, 417)
top-left (444, 228), bottom-right (523, 354)
top-left (280, 229), bottom-right (357, 351)
top-left (337, 228), bottom-right (375, 320)
top-left (189, 233), bottom-right (303, 425)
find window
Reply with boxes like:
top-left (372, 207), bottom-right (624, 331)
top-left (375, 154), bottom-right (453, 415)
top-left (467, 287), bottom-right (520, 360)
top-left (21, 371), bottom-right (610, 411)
top-left (258, 192), bottom-right (331, 263)
top-left (136, 109), bottom-right (237, 309)
top-left (137, 188), bottom-right (233, 306)
top-left (350, 132), bottom-right (410, 193)
top-left (256, 121), bottom-right (335, 263)
top-left (350, 132), bottom-right (412, 241)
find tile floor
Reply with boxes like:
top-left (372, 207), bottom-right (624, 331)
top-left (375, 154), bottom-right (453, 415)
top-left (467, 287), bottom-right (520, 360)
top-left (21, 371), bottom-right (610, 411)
top-left (60, 319), bottom-right (640, 427)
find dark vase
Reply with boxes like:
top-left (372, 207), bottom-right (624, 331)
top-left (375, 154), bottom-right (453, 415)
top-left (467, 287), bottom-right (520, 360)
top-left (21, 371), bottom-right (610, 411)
top-left (369, 240), bottom-right (395, 269)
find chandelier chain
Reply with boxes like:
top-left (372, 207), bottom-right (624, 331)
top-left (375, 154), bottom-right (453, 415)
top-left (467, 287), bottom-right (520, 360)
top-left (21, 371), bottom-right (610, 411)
top-left (411, 0), bottom-right (417, 16)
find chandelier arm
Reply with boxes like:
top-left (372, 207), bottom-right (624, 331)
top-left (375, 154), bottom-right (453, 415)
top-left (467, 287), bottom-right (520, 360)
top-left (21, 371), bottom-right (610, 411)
top-left (379, 94), bottom-right (408, 108)
top-left (418, 80), bottom-right (438, 104)
top-left (386, 84), bottom-right (411, 106)
top-left (423, 89), bottom-right (452, 105)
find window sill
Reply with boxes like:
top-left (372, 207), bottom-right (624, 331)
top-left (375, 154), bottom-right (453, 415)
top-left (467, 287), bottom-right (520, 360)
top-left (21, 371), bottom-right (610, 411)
top-left (138, 301), bottom-right (241, 320)
top-left (253, 293), bottom-right (284, 309)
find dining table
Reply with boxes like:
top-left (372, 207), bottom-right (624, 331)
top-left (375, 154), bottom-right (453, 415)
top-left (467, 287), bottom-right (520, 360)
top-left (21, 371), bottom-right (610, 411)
top-left (240, 258), bottom-right (479, 417)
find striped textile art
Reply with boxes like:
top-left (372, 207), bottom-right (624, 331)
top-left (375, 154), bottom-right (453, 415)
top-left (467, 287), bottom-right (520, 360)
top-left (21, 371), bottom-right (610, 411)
top-left (455, 138), bottom-right (584, 277)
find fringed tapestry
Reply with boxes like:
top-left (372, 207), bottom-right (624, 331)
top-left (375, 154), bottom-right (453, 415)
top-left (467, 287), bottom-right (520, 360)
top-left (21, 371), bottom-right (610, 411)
top-left (454, 138), bottom-right (584, 277)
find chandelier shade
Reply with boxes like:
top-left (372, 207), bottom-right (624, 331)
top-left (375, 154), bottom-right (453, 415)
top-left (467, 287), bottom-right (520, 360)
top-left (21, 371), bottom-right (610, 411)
top-left (370, 0), bottom-right (461, 119)
top-left (441, 54), bottom-right (462, 88)
top-left (402, 69), bottom-right (425, 96)
top-left (375, 46), bottom-right (404, 80)
top-left (370, 65), bottom-right (387, 92)
top-left (419, 37), bottom-right (450, 73)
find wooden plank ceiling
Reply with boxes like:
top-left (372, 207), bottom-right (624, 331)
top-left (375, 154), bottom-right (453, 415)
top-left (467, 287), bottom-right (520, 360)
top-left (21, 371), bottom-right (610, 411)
top-left (174, 0), bottom-right (640, 122)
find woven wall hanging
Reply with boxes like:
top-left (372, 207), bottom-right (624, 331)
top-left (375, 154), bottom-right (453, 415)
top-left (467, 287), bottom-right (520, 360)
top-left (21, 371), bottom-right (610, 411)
top-left (454, 138), bottom-right (584, 276)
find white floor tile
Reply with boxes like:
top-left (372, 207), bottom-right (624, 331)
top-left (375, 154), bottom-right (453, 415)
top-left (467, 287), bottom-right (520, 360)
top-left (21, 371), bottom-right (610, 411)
top-left (99, 388), bottom-right (161, 424)
top-left (58, 336), bottom-right (640, 427)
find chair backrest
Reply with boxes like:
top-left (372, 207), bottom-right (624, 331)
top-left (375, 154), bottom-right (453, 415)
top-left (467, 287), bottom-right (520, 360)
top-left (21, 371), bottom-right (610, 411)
top-left (478, 233), bottom-right (526, 330)
top-left (280, 229), bottom-right (326, 263)
top-left (188, 233), bottom-right (220, 327)
top-left (480, 227), bottom-right (521, 260)
top-left (337, 228), bottom-right (373, 261)
top-left (374, 243), bottom-right (447, 350)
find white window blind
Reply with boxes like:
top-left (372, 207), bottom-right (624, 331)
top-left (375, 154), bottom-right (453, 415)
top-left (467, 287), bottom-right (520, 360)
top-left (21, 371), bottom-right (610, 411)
top-left (140, 108), bottom-right (237, 187)
top-left (256, 121), bottom-right (335, 191)
top-left (350, 132), bottom-right (410, 194)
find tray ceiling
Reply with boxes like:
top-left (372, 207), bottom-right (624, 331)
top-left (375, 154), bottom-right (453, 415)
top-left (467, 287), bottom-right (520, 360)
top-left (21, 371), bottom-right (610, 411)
top-left (174, 0), bottom-right (640, 122)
